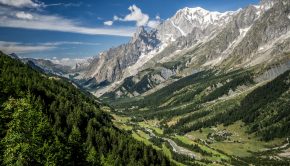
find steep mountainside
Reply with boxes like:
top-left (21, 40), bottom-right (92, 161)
top-left (0, 52), bottom-right (171, 166)
top-left (84, 27), bottom-right (160, 82)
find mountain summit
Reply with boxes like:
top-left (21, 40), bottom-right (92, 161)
top-left (73, 0), bottom-right (288, 97)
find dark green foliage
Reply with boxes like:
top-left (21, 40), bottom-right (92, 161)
top-left (0, 53), bottom-right (171, 165)
top-left (1, 95), bottom-right (54, 165)
top-left (103, 70), bottom-right (213, 109)
top-left (106, 69), bottom-right (255, 124)
top-left (167, 70), bottom-right (290, 140)
top-left (166, 99), bottom-right (239, 134)
top-left (202, 73), bottom-right (253, 102)
top-left (109, 62), bottom-right (289, 141)
top-left (238, 70), bottom-right (290, 140)
top-left (161, 61), bottom-right (182, 70)
top-left (120, 75), bottom-right (157, 94)
top-left (149, 137), bottom-right (164, 147)
top-left (232, 150), bottom-right (290, 166)
top-left (163, 142), bottom-right (192, 165)
top-left (163, 142), bottom-right (203, 166)
top-left (200, 70), bottom-right (290, 140)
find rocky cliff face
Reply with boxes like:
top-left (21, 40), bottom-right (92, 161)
top-left (228, 0), bottom-right (290, 67)
top-left (84, 26), bottom-right (160, 83)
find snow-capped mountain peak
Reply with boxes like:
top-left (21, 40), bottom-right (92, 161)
top-left (78, 0), bottom-right (290, 98)
top-left (174, 6), bottom-right (238, 28)
top-left (155, 6), bottom-right (239, 44)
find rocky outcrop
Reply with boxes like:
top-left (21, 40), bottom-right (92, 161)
top-left (84, 26), bottom-right (160, 83)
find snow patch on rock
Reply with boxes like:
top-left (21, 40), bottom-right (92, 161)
top-left (203, 26), bottom-right (252, 67)
top-left (177, 7), bottom-right (238, 29)
top-left (170, 20), bottom-right (186, 36)
top-left (124, 42), bottom-right (168, 77)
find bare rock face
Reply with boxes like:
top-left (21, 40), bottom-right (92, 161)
top-left (175, 4), bottom-right (263, 68)
top-left (228, 0), bottom-right (290, 66)
top-left (84, 26), bottom-right (160, 83)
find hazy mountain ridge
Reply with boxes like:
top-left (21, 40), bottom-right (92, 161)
top-left (7, 53), bottom-right (91, 77)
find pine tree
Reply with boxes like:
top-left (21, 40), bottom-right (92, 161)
top-left (1, 95), bottom-right (53, 165)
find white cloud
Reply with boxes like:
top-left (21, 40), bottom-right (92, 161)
top-left (147, 15), bottom-right (161, 28)
top-left (0, 9), bottom-right (135, 36)
top-left (0, 0), bottom-right (41, 8)
top-left (0, 41), bottom-right (101, 54)
top-left (43, 2), bottom-right (82, 8)
top-left (113, 15), bottom-right (119, 21)
top-left (147, 20), bottom-right (160, 28)
top-left (112, 5), bottom-right (161, 28)
top-left (104, 20), bottom-right (113, 26)
top-left (15, 11), bottom-right (33, 20)
top-left (42, 41), bottom-right (100, 46)
top-left (120, 5), bottom-right (149, 26)
top-left (0, 41), bottom-right (56, 54)
top-left (0, 0), bottom-right (81, 9)
top-left (50, 57), bottom-right (90, 67)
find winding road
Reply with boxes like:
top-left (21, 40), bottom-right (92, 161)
top-left (145, 128), bottom-right (196, 159)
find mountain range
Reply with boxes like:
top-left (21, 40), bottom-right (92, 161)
top-left (25, 0), bottom-right (289, 99)
top-left (5, 0), bottom-right (290, 165)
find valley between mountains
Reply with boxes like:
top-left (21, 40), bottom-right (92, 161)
top-left (2, 0), bottom-right (290, 165)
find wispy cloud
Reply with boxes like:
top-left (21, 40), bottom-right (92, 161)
top-left (112, 5), bottom-right (149, 26)
top-left (0, 0), bottom-right (41, 8)
top-left (50, 57), bottom-right (91, 67)
top-left (121, 5), bottom-right (149, 26)
top-left (42, 41), bottom-right (100, 46)
top-left (0, 41), bottom-right (101, 54)
top-left (0, 8), bottom-right (135, 36)
top-left (43, 2), bottom-right (82, 8)
top-left (0, 41), bottom-right (55, 54)
top-left (0, 1), bottom-right (136, 37)
top-left (15, 11), bottom-right (33, 20)
top-left (104, 20), bottom-right (113, 26)
top-left (0, 0), bottom-right (81, 9)
top-left (147, 15), bottom-right (161, 28)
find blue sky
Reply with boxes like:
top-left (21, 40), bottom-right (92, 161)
top-left (0, 0), bottom-right (259, 64)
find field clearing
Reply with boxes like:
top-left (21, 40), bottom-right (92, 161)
top-left (187, 121), bottom-right (285, 157)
